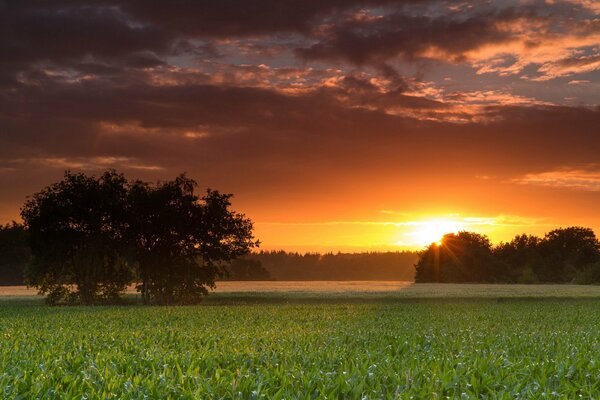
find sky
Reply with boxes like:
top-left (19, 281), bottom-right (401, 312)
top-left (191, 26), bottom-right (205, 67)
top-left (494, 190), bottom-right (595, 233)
top-left (1, 0), bottom-right (599, 251)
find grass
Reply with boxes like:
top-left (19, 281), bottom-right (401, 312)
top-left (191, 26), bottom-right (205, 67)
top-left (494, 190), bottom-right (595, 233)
top-left (2, 284), bottom-right (600, 398)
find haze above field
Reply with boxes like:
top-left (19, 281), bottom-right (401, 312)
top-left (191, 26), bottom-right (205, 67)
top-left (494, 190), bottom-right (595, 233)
top-left (1, 0), bottom-right (599, 251)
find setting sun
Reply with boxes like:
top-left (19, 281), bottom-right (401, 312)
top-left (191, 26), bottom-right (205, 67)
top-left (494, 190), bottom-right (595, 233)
top-left (409, 218), bottom-right (466, 246)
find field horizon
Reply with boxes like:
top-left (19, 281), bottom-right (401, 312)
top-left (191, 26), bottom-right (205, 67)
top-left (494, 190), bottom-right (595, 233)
top-left (4, 281), bottom-right (600, 304)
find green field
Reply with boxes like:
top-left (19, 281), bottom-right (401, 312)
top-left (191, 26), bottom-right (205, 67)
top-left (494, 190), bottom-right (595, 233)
top-left (2, 285), bottom-right (600, 398)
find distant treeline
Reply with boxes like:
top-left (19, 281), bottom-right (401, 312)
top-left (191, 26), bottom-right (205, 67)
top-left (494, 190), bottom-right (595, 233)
top-left (416, 227), bottom-right (600, 284)
top-left (236, 251), bottom-right (418, 281)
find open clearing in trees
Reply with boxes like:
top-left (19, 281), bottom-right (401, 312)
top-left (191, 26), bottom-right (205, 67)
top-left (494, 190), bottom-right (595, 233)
top-left (2, 284), bottom-right (600, 398)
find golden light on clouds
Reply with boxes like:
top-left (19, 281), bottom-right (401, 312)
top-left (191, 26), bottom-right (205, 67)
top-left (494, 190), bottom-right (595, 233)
top-left (512, 166), bottom-right (600, 191)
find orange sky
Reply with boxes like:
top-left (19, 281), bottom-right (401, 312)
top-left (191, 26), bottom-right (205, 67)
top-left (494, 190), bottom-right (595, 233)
top-left (0, 0), bottom-right (599, 251)
top-left (242, 171), bottom-right (600, 251)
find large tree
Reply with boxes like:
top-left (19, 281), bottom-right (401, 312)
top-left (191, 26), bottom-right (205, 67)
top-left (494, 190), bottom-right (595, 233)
top-left (127, 175), bottom-right (258, 305)
top-left (415, 231), bottom-right (501, 283)
top-left (539, 227), bottom-right (600, 282)
top-left (21, 170), bottom-right (133, 304)
top-left (21, 170), bottom-right (258, 305)
top-left (494, 234), bottom-right (543, 283)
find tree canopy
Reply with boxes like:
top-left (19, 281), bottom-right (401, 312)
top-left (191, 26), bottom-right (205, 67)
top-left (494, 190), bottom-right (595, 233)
top-left (126, 176), bottom-right (258, 304)
top-left (21, 170), bottom-right (132, 304)
top-left (415, 231), bottom-right (501, 283)
top-left (415, 227), bottom-right (600, 283)
top-left (21, 170), bottom-right (258, 305)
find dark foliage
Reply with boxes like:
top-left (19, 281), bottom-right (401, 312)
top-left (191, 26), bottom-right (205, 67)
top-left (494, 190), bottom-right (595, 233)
top-left (573, 262), bottom-right (600, 285)
top-left (0, 222), bottom-right (31, 285)
top-left (415, 232), bottom-right (502, 283)
top-left (20, 170), bottom-right (257, 305)
top-left (415, 227), bottom-right (600, 283)
top-left (127, 176), bottom-right (258, 304)
top-left (538, 227), bottom-right (600, 282)
top-left (21, 170), bottom-right (133, 304)
top-left (493, 234), bottom-right (543, 283)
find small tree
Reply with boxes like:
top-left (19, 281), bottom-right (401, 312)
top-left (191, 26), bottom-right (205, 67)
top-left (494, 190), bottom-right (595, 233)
top-left (21, 170), bottom-right (133, 304)
top-left (127, 175), bottom-right (258, 305)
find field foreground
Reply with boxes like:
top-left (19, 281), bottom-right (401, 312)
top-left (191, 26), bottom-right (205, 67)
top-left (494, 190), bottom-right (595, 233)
top-left (2, 285), bottom-right (600, 398)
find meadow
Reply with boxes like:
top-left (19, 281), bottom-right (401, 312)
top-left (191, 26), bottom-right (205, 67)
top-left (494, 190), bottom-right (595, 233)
top-left (2, 284), bottom-right (600, 399)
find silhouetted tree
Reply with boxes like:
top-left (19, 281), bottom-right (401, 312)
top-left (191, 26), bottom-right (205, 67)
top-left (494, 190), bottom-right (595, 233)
top-left (127, 176), bottom-right (258, 304)
top-left (21, 171), bottom-right (133, 304)
top-left (538, 227), bottom-right (600, 282)
top-left (494, 234), bottom-right (543, 283)
top-left (415, 231), bottom-right (500, 283)
top-left (0, 222), bottom-right (31, 285)
top-left (21, 170), bottom-right (257, 305)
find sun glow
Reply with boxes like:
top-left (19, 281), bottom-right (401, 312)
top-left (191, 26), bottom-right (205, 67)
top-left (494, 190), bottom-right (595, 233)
top-left (409, 218), bottom-right (466, 246)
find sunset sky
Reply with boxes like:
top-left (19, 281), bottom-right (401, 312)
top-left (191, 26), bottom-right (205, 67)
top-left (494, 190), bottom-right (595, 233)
top-left (1, 0), bottom-right (599, 251)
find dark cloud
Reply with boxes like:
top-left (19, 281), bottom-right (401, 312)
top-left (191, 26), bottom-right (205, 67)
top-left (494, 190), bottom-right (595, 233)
top-left (296, 7), bottom-right (542, 64)
top-left (0, 4), bottom-right (172, 63)
top-left (1, 74), bottom-right (598, 170)
top-left (2, 0), bottom-right (595, 85)
top-left (115, 0), bottom-right (372, 37)
top-left (0, 0), bottom-right (390, 85)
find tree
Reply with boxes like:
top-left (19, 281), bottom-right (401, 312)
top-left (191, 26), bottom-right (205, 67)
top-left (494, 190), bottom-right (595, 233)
top-left (0, 222), bottom-right (31, 285)
top-left (127, 175), bottom-right (258, 304)
top-left (494, 234), bottom-right (543, 283)
top-left (21, 170), bottom-right (133, 304)
top-left (415, 231), bottom-right (500, 283)
top-left (538, 227), bottom-right (600, 282)
top-left (21, 170), bottom-right (257, 305)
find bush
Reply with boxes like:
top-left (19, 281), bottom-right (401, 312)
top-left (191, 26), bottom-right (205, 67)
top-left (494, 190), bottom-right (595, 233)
top-left (573, 262), bottom-right (600, 285)
top-left (517, 266), bottom-right (539, 284)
